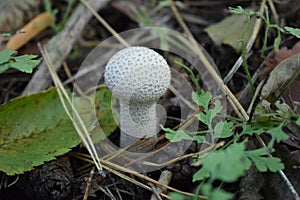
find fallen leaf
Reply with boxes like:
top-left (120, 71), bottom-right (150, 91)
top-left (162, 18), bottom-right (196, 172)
top-left (260, 53), bottom-right (300, 103)
top-left (0, 87), bottom-right (118, 175)
top-left (0, 88), bottom-right (79, 175)
top-left (264, 41), bottom-right (300, 68)
top-left (204, 11), bottom-right (255, 52)
top-left (263, 42), bottom-right (300, 113)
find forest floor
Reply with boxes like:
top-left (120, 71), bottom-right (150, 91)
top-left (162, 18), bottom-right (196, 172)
top-left (0, 0), bottom-right (300, 200)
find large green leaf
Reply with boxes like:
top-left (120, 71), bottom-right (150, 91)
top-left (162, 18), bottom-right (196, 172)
top-left (0, 88), bottom-right (78, 175)
top-left (0, 87), bottom-right (118, 175)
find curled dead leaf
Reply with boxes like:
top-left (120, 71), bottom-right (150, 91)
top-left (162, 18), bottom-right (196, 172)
top-left (261, 53), bottom-right (300, 105)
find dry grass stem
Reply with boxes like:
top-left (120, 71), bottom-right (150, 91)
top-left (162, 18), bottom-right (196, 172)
top-left (39, 43), bottom-right (103, 172)
top-left (267, 0), bottom-right (279, 24)
top-left (168, 0), bottom-right (249, 120)
top-left (73, 152), bottom-right (207, 199)
top-left (142, 141), bottom-right (225, 167)
top-left (83, 167), bottom-right (95, 200)
top-left (80, 0), bottom-right (130, 48)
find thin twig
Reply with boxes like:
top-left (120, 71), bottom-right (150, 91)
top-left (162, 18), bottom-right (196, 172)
top-left (80, 0), bottom-right (130, 48)
top-left (149, 182), bottom-right (163, 200)
top-left (62, 62), bottom-right (87, 98)
top-left (83, 167), bottom-right (95, 200)
top-left (169, 84), bottom-right (196, 110)
top-left (142, 141), bottom-right (224, 167)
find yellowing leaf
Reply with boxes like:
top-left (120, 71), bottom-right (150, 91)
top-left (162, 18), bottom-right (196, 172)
top-left (261, 53), bottom-right (300, 102)
top-left (204, 12), bottom-right (255, 52)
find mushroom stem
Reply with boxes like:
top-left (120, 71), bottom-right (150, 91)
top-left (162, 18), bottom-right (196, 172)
top-left (119, 101), bottom-right (158, 150)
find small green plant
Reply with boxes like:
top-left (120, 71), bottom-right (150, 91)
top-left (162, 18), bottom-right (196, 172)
top-left (129, 0), bottom-right (183, 27)
top-left (44, 0), bottom-right (75, 32)
top-left (229, 6), bottom-right (300, 94)
top-left (0, 49), bottom-right (41, 74)
top-left (229, 6), bottom-right (282, 57)
top-left (164, 88), bottom-right (296, 199)
top-left (284, 26), bottom-right (300, 38)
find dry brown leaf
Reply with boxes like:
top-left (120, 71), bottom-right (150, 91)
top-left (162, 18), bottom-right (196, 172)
top-left (264, 41), bottom-right (300, 68)
top-left (261, 53), bottom-right (300, 104)
top-left (262, 42), bottom-right (300, 113)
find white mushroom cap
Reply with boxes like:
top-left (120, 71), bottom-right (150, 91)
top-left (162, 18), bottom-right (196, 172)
top-left (104, 47), bottom-right (171, 103)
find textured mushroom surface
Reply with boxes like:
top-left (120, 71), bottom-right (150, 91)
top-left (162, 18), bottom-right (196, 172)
top-left (104, 46), bottom-right (171, 149)
top-left (104, 47), bottom-right (171, 103)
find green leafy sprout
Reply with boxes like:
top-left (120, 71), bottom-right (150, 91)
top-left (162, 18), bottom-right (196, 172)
top-left (163, 58), bottom-right (298, 199)
top-left (44, 0), bottom-right (75, 32)
top-left (164, 88), bottom-right (293, 199)
top-left (0, 49), bottom-right (41, 74)
top-left (284, 27), bottom-right (300, 38)
top-left (229, 6), bottom-right (300, 94)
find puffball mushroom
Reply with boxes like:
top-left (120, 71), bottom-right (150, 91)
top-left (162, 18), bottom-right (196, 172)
top-left (104, 47), bottom-right (171, 150)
